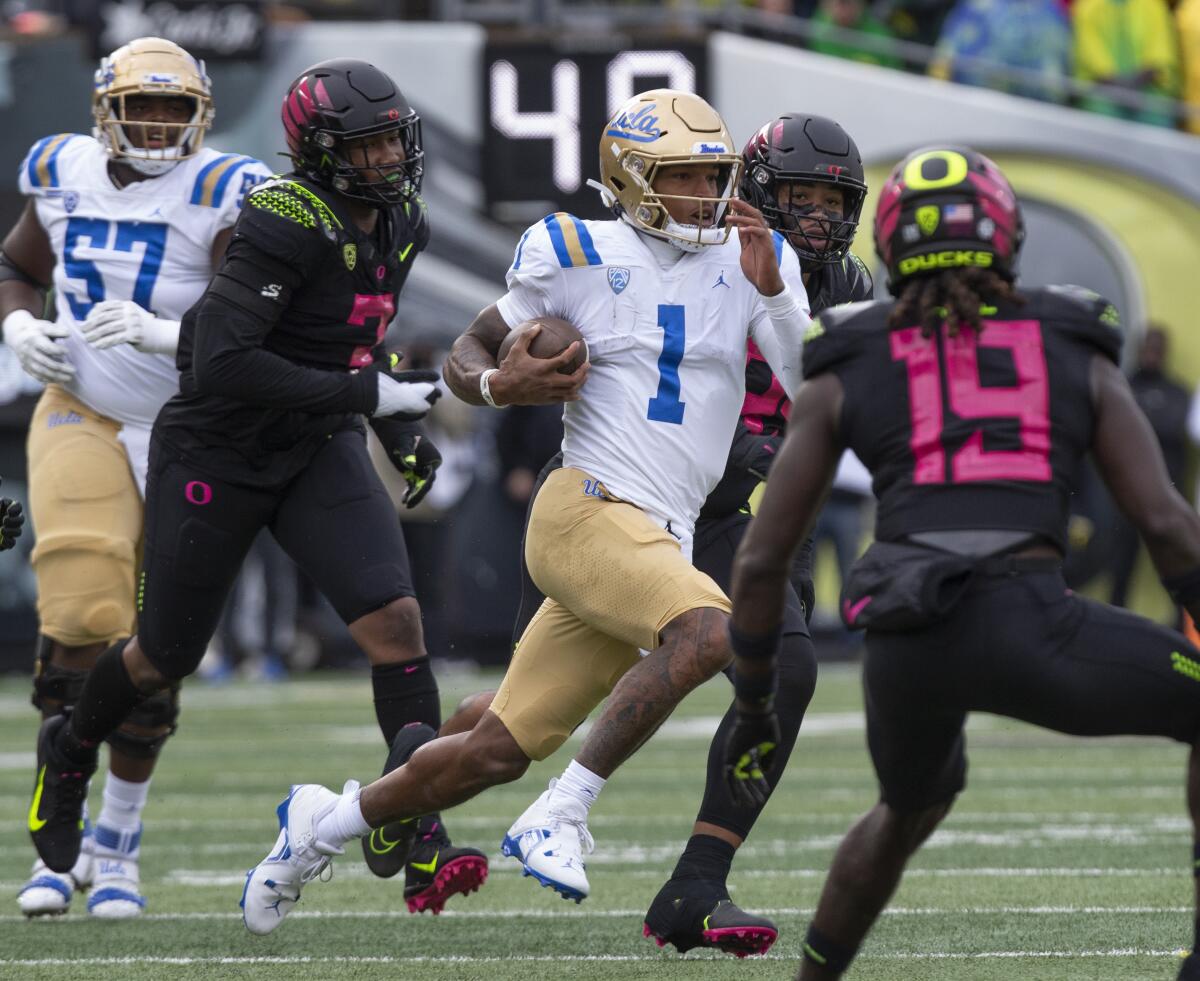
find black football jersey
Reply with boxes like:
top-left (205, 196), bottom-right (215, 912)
top-left (699, 252), bottom-right (874, 522)
top-left (159, 175), bottom-right (429, 484)
top-left (802, 286), bottom-right (1123, 550)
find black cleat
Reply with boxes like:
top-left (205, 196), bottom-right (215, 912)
top-left (28, 715), bottom-right (96, 874)
top-left (643, 879), bottom-right (778, 958)
top-left (404, 833), bottom-right (489, 915)
top-left (1180, 951), bottom-right (1200, 980)
top-left (362, 724), bottom-right (436, 879)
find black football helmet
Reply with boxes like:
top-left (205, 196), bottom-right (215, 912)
top-left (739, 114), bottom-right (867, 265)
top-left (282, 59), bottom-right (423, 206)
top-left (874, 145), bottom-right (1024, 294)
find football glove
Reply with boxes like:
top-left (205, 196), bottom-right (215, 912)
top-left (722, 703), bottom-right (780, 808)
top-left (80, 300), bottom-right (181, 355)
top-left (371, 418), bottom-right (442, 509)
top-left (0, 484), bottom-right (24, 551)
top-left (369, 355), bottom-right (441, 421)
top-left (728, 425), bottom-right (781, 482)
top-left (1, 309), bottom-right (73, 384)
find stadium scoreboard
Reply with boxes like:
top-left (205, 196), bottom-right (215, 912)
top-left (483, 38), bottom-right (709, 223)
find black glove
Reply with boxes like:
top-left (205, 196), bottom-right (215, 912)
top-left (722, 703), bottom-right (781, 808)
top-left (728, 424), bottom-right (781, 482)
top-left (0, 490), bottom-right (24, 552)
top-left (371, 418), bottom-right (442, 509)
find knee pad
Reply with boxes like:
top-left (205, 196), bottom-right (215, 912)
top-left (31, 637), bottom-right (88, 712)
top-left (106, 686), bottom-right (180, 760)
top-left (32, 533), bottom-right (137, 645)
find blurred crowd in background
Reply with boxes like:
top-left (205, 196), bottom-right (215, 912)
top-left (4, 0), bottom-right (1200, 133)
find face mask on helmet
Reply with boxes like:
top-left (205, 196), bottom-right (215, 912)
top-left (93, 37), bottom-right (213, 176)
top-left (874, 146), bottom-right (1024, 295)
top-left (314, 114), bottom-right (424, 206)
top-left (282, 61), bottom-right (424, 208)
top-left (739, 114), bottom-right (867, 266)
top-left (592, 89), bottom-right (742, 252)
top-left (762, 179), bottom-right (864, 264)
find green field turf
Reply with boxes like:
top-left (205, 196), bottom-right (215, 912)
top-left (0, 662), bottom-right (1194, 981)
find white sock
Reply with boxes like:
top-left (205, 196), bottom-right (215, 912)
top-left (95, 773), bottom-right (149, 856)
top-left (548, 760), bottom-right (606, 816)
top-left (97, 773), bottom-right (148, 833)
top-left (317, 785), bottom-right (371, 846)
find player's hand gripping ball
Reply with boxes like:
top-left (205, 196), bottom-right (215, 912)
top-left (498, 317), bottom-right (588, 373)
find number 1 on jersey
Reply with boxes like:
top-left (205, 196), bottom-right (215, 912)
top-left (647, 304), bottom-right (686, 425)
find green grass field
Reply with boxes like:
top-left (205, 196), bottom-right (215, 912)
top-left (0, 662), bottom-right (1194, 981)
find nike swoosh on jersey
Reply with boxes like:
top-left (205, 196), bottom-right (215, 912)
top-left (28, 766), bottom-right (48, 832)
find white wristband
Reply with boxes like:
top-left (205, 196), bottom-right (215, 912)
top-left (135, 317), bottom-right (181, 356)
top-left (480, 368), bottom-right (501, 408)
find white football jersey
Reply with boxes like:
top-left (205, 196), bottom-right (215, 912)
top-left (18, 134), bottom-right (271, 437)
top-left (497, 213), bottom-right (809, 539)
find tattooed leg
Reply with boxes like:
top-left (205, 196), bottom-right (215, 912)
top-left (576, 607), bottom-right (732, 778)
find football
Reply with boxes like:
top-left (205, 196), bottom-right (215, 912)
top-left (497, 317), bottom-right (588, 374)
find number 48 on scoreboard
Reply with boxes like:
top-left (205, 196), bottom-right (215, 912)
top-left (484, 43), bottom-right (708, 222)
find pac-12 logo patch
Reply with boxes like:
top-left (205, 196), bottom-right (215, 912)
top-left (343, 244), bottom-right (357, 271)
top-left (63, 191), bottom-right (79, 214)
top-left (607, 267), bottom-right (630, 294)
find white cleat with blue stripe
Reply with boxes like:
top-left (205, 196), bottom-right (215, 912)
top-left (88, 823), bottom-right (146, 918)
top-left (18, 822), bottom-right (94, 917)
top-left (241, 782), bottom-right (351, 935)
top-left (500, 784), bottom-right (593, 903)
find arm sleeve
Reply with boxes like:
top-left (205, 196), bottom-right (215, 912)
top-left (189, 227), bottom-right (376, 415)
top-left (749, 240), bottom-right (811, 400)
top-left (494, 219), bottom-right (569, 328)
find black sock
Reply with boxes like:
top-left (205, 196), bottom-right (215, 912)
top-left (60, 640), bottom-right (144, 762)
top-left (372, 659), bottom-right (440, 747)
top-left (670, 834), bottom-right (736, 887)
top-left (802, 924), bottom-right (857, 977)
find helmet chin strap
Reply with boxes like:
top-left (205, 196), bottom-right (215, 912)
top-left (588, 179), bottom-right (726, 253)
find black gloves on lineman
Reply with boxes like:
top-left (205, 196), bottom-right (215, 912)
top-left (372, 417), bottom-right (443, 509)
top-left (0, 480), bottom-right (24, 551)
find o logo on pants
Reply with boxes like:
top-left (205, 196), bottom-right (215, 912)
top-left (184, 480), bottom-right (213, 506)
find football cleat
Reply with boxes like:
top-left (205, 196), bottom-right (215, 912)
top-left (1180, 950), bottom-right (1200, 980)
top-left (643, 880), bottom-right (778, 958)
top-left (361, 723), bottom-right (435, 879)
top-left (88, 823), bottom-right (146, 918)
top-left (17, 824), bottom-right (94, 918)
top-left (28, 714), bottom-right (96, 873)
top-left (500, 783), bottom-right (593, 903)
top-left (403, 835), bottom-right (489, 915)
top-left (240, 782), bottom-right (348, 935)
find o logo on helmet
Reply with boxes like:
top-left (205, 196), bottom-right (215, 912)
top-left (184, 481), bottom-right (213, 506)
top-left (903, 150), bottom-right (969, 192)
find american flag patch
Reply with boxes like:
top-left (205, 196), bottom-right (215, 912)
top-left (943, 204), bottom-right (973, 222)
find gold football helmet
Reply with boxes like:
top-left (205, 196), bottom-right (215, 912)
top-left (93, 37), bottom-right (214, 176)
top-left (593, 89), bottom-right (742, 251)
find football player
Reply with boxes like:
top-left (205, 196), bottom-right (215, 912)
top-left (497, 112), bottom-right (874, 955)
top-left (1, 36), bottom-right (270, 919)
top-left (726, 146), bottom-right (1200, 981)
top-left (640, 113), bottom-right (873, 956)
top-left (232, 88), bottom-right (813, 934)
top-left (21, 58), bottom-right (487, 924)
